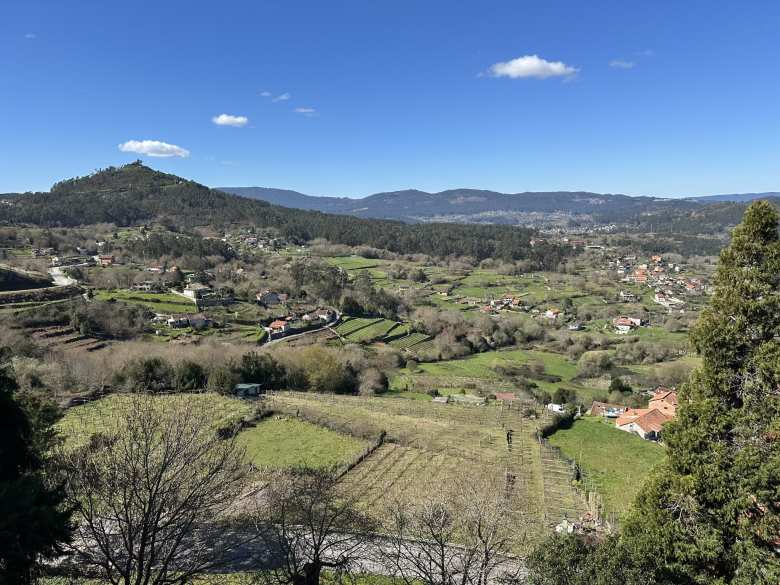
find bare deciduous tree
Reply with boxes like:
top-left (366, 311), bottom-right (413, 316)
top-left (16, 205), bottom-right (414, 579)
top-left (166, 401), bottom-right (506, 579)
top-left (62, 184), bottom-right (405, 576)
top-left (60, 394), bottom-right (249, 585)
top-left (254, 469), bottom-right (377, 585)
top-left (382, 476), bottom-right (521, 585)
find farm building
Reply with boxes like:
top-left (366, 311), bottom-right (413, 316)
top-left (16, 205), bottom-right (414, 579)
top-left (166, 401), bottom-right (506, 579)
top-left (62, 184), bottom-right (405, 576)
top-left (256, 289), bottom-right (288, 306)
top-left (494, 392), bottom-right (517, 403)
top-left (233, 383), bottom-right (264, 397)
top-left (648, 387), bottom-right (678, 416)
top-left (615, 408), bottom-right (672, 441)
top-left (589, 401), bottom-right (626, 418)
top-left (183, 283), bottom-right (210, 300)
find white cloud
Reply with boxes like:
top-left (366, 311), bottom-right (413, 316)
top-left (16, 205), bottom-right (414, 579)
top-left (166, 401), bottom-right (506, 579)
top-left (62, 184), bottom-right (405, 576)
top-left (487, 54), bottom-right (578, 79)
top-left (259, 91), bottom-right (272, 97)
top-left (272, 92), bottom-right (291, 102)
top-left (294, 107), bottom-right (317, 116)
top-left (212, 113), bottom-right (249, 127)
top-left (118, 140), bottom-right (190, 158)
top-left (24, 33), bottom-right (36, 39)
top-left (609, 59), bottom-right (636, 69)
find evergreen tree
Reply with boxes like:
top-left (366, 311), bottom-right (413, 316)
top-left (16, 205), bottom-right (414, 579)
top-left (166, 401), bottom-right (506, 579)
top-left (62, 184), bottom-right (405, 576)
top-left (0, 369), bottom-right (71, 585)
top-left (617, 201), bottom-right (780, 584)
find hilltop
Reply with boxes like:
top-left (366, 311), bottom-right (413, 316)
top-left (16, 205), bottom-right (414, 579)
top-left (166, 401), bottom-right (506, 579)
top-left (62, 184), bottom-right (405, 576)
top-left (0, 162), bottom-right (564, 264)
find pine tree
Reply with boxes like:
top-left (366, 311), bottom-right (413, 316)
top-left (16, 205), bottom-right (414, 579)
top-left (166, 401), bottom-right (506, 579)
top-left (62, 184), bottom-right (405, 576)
top-left (618, 201), bottom-right (780, 584)
top-left (0, 369), bottom-right (71, 585)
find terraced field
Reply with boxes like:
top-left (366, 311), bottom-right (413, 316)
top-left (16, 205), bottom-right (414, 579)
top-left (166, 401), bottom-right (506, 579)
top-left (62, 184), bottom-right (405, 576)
top-left (268, 392), bottom-right (590, 548)
top-left (334, 317), bottom-right (402, 343)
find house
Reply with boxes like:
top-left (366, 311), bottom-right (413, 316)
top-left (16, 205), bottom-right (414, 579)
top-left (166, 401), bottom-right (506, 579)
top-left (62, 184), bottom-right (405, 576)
top-left (494, 392), bottom-right (517, 403)
top-left (167, 316), bottom-right (189, 328)
top-left (256, 290), bottom-right (288, 307)
top-left (186, 313), bottom-right (212, 330)
top-left (613, 316), bottom-right (642, 334)
top-left (568, 322), bottom-right (585, 331)
top-left (265, 319), bottom-right (290, 336)
top-left (648, 387), bottom-right (678, 416)
top-left (97, 255), bottom-right (115, 267)
top-left (589, 401), bottom-right (626, 418)
top-left (233, 383), bottom-right (264, 398)
top-left (651, 255), bottom-right (663, 264)
top-left (619, 290), bottom-right (638, 302)
top-left (146, 265), bottom-right (165, 274)
top-left (546, 403), bottom-right (565, 414)
top-left (183, 283), bottom-right (210, 300)
top-left (544, 308), bottom-right (561, 320)
top-left (616, 408), bottom-right (672, 441)
top-left (632, 269), bottom-right (649, 284)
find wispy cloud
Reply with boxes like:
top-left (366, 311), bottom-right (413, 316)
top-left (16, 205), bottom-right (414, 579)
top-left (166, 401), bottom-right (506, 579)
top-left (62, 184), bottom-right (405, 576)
top-left (294, 107), bottom-right (317, 117)
top-left (272, 92), bottom-right (291, 102)
top-left (609, 59), bottom-right (636, 69)
top-left (118, 140), bottom-right (190, 158)
top-left (212, 113), bottom-right (249, 127)
top-left (636, 48), bottom-right (654, 57)
top-left (24, 33), bottom-right (36, 39)
top-left (486, 54), bottom-right (578, 79)
top-left (259, 91), bottom-right (272, 97)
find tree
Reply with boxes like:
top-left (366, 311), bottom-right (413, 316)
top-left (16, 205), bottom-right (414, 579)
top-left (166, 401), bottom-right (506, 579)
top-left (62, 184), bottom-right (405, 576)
top-left (526, 533), bottom-right (595, 585)
top-left (0, 369), bottom-right (71, 585)
top-left (616, 201), bottom-right (780, 584)
top-left (382, 476), bottom-right (520, 585)
top-left (255, 469), bottom-right (377, 585)
top-left (60, 395), bottom-right (248, 585)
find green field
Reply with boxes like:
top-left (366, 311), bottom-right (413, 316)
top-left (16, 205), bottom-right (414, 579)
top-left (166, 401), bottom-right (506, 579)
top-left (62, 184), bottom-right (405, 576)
top-left (547, 416), bottom-right (666, 516)
top-left (268, 391), bottom-right (588, 548)
top-left (94, 289), bottom-right (196, 313)
top-left (57, 393), bottom-right (255, 449)
top-left (237, 416), bottom-right (369, 469)
top-left (394, 347), bottom-right (601, 401)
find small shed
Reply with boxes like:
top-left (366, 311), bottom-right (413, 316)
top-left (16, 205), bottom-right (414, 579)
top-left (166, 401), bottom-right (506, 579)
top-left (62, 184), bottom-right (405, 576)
top-left (234, 383), bottom-right (264, 398)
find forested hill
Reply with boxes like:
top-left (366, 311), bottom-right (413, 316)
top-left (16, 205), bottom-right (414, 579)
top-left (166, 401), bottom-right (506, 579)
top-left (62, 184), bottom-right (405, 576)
top-left (221, 185), bottom-right (780, 233)
top-left (0, 162), bottom-right (568, 265)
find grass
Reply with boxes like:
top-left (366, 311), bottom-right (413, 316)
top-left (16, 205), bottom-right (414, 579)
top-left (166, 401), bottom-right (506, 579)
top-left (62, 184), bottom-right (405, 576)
top-left (57, 393), bottom-right (255, 449)
top-left (94, 289), bottom-right (196, 314)
top-left (237, 416), bottom-right (369, 469)
top-left (267, 391), bottom-right (589, 549)
top-left (547, 416), bottom-right (666, 516)
top-left (394, 347), bottom-right (601, 401)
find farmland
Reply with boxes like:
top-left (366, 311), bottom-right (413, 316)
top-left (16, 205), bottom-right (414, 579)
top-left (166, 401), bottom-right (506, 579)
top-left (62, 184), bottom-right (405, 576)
top-left (56, 393), bottom-right (256, 449)
top-left (93, 289), bottom-right (197, 314)
top-left (237, 416), bottom-right (369, 469)
top-left (268, 391), bottom-right (591, 547)
top-left (547, 416), bottom-right (666, 516)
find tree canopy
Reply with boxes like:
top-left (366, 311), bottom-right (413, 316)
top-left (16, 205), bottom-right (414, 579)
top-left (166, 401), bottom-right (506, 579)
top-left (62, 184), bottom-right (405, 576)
top-left (618, 200), bottom-right (780, 584)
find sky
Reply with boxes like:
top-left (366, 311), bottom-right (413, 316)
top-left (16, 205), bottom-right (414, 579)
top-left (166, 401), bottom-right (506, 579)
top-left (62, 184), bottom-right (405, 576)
top-left (1, 0), bottom-right (779, 198)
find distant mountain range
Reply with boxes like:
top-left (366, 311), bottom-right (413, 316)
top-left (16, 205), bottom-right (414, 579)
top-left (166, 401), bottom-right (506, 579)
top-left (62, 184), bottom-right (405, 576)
top-left (220, 186), bottom-right (779, 227)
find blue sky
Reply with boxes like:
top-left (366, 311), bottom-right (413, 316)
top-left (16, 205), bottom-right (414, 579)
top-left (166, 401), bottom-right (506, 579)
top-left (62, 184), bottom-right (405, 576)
top-left (1, 0), bottom-right (779, 197)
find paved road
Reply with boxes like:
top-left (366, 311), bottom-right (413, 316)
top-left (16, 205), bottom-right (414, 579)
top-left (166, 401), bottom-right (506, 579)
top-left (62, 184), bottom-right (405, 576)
top-left (48, 265), bottom-right (79, 286)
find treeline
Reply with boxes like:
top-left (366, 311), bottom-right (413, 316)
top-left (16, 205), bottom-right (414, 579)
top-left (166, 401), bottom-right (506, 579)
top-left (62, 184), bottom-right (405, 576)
top-left (0, 162), bottom-right (571, 266)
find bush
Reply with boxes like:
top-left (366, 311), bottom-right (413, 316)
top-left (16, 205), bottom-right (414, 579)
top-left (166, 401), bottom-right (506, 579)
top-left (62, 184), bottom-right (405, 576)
top-left (173, 360), bottom-right (207, 391)
top-left (576, 351), bottom-right (613, 378)
top-left (207, 365), bottom-right (240, 395)
top-left (118, 357), bottom-right (174, 392)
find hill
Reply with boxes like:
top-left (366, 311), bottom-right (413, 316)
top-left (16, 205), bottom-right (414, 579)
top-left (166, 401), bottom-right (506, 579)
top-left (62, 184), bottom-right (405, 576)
top-left (0, 162), bottom-right (569, 265)
top-left (220, 185), bottom-right (780, 231)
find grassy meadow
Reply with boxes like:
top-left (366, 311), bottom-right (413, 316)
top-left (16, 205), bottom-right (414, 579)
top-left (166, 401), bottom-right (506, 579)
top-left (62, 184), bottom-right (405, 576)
top-left (547, 416), bottom-right (666, 516)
